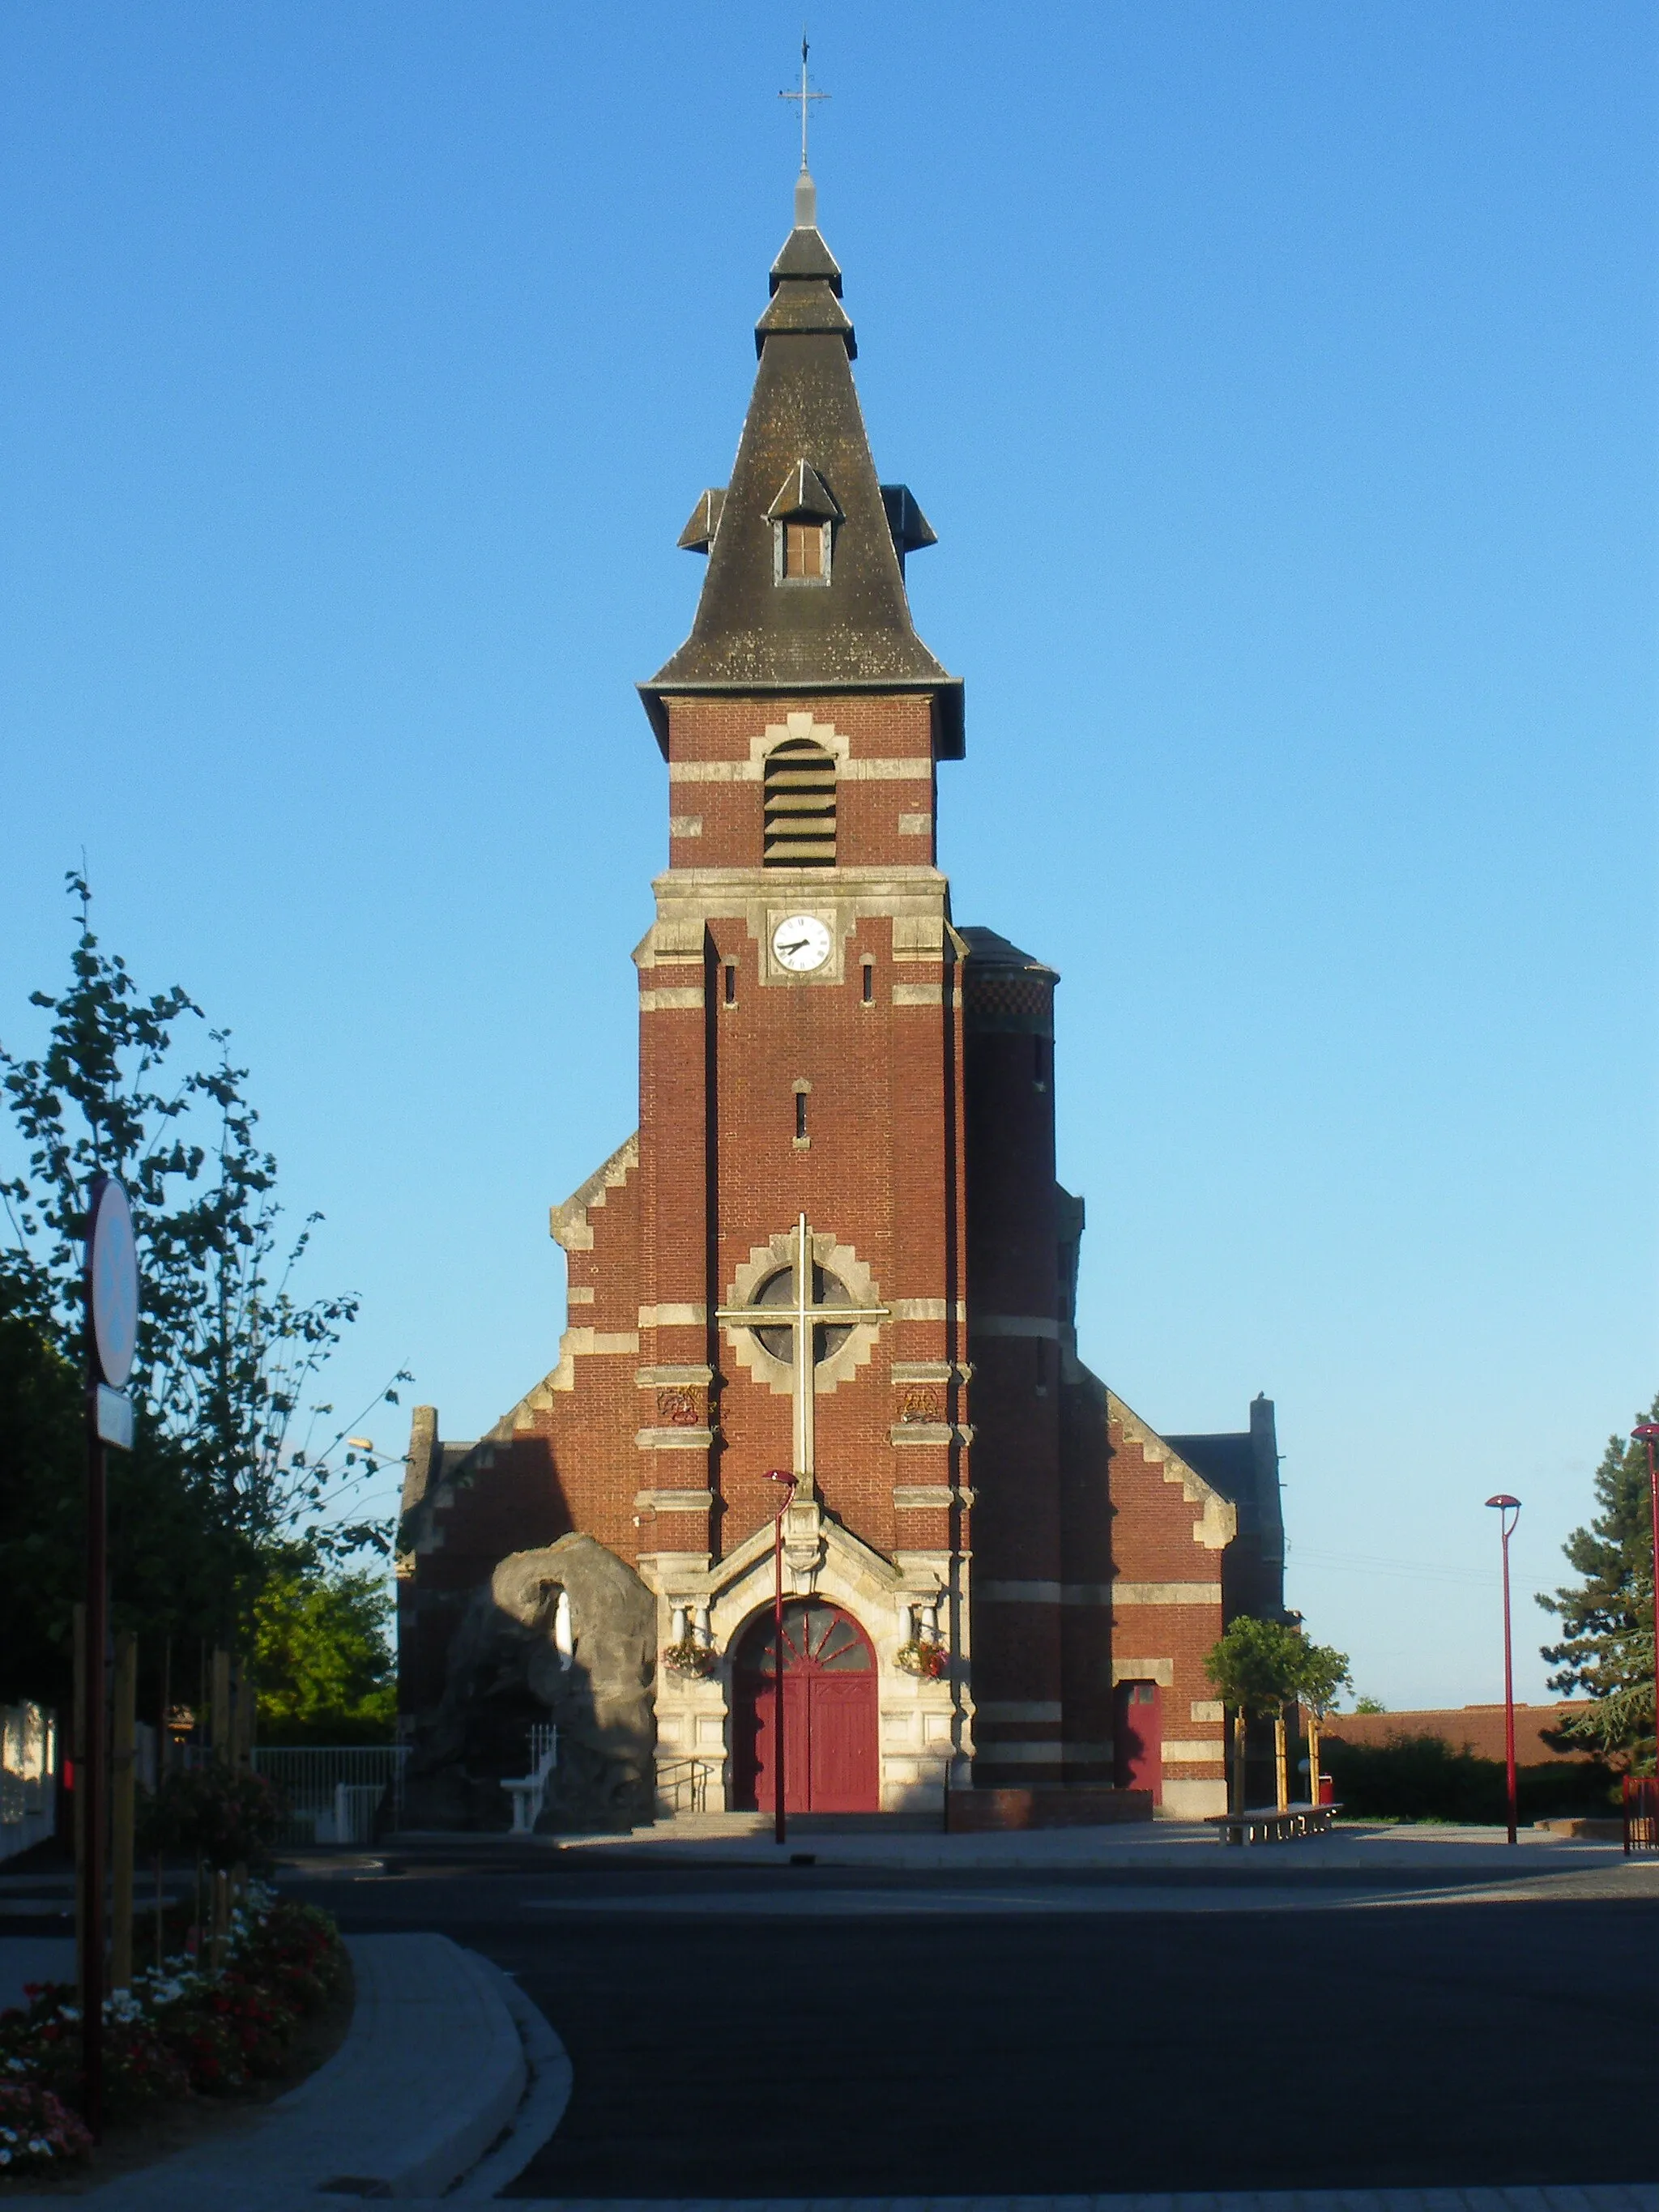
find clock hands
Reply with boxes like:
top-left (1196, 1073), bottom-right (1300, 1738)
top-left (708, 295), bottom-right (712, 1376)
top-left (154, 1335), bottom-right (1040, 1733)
top-left (778, 936), bottom-right (812, 959)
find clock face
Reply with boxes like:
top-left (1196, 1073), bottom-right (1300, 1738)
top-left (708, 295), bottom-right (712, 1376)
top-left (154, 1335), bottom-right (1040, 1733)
top-left (771, 914), bottom-right (833, 974)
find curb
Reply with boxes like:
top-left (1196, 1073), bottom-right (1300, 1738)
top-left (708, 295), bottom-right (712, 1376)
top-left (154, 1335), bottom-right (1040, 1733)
top-left (8, 1933), bottom-right (531, 2209)
top-left (442, 1964), bottom-right (575, 2199)
top-left (331, 1937), bottom-right (527, 2198)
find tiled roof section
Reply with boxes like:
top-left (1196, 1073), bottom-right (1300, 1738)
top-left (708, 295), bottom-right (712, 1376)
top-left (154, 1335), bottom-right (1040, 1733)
top-left (767, 459), bottom-right (842, 522)
top-left (676, 488), bottom-right (726, 552)
top-left (1165, 1400), bottom-right (1282, 1562)
top-left (1164, 1433), bottom-right (1260, 1530)
top-left (642, 179), bottom-right (962, 757)
top-left (959, 927), bottom-right (1060, 1035)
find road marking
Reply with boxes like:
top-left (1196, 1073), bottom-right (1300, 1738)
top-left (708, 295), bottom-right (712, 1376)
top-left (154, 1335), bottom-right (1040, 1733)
top-left (518, 1879), bottom-right (1636, 1916)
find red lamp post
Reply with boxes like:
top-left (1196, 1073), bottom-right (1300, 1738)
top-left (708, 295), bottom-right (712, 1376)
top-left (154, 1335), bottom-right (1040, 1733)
top-left (1631, 1422), bottom-right (1659, 1771)
top-left (1485, 1493), bottom-right (1521, 1843)
top-left (765, 1470), bottom-right (797, 1847)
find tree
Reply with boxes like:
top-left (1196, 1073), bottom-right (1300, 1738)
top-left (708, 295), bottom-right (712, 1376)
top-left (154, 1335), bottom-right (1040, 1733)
top-left (0, 876), bottom-right (405, 1701)
top-left (251, 1562), bottom-right (397, 1744)
top-left (1205, 1616), bottom-right (1309, 1812)
top-left (1538, 1393), bottom-right (1657, 1774)
top-left (1353, 1694), bottom-right (1387, 1715)
top-left (1294, 1639), bottom-right (1352, 1807)
top-left (0, 1259), bottom-right (237, 1706)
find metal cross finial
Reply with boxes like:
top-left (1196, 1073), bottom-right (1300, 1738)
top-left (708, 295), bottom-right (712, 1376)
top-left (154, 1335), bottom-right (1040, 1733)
top-left (779, 33), bottom-right (828, 174)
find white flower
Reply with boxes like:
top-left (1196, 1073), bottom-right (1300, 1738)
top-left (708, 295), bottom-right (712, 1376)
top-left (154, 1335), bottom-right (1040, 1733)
top-left (0, 2146), bottom-right (12, 2164)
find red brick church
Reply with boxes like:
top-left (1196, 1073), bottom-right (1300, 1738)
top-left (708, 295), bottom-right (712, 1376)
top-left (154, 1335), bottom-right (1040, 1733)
top-left (397, 166), bottom-right (1286, 1827)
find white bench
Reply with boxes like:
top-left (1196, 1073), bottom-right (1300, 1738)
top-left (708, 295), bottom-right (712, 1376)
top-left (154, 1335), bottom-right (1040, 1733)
top-left (501, 1724), bottom-right (557, 1835)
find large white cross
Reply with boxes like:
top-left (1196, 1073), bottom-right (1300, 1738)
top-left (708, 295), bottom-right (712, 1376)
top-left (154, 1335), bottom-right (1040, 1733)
top-left (716, 1213), bottom-right (887, 1491)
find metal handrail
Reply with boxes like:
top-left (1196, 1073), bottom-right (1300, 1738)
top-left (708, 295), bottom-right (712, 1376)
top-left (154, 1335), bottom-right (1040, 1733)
top-left (655, 1754), bottom-right (720, 1815)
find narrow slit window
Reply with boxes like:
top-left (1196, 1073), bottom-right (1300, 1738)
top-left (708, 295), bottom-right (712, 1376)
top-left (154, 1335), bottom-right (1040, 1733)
top-left (723, 961), bottom-right (736, 1006)
top-left (861, 958), bottom-right (875, 1004)
top-left (764, 738), bottom-right (837, 867)
top-left (1034, 1036), bottom-right (1050, 1090)
top-left (795, 1091), bottom-right (808, 1141)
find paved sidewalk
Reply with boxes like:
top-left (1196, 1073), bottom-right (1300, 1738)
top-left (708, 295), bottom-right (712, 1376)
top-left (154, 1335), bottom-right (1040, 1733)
top-left (6, 1933), bottom-right (568, 2207)
top-left (156, 2185), bottom-right (1659, 2209)
top-left (539, 1818), bottom-right (1636, 1877)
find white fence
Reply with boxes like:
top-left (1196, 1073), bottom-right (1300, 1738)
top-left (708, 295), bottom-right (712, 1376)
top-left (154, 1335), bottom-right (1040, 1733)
top-left (0, 1703), bottom-right (58, 1863)
top-left (250, 1746), bottom-right (408, 1847)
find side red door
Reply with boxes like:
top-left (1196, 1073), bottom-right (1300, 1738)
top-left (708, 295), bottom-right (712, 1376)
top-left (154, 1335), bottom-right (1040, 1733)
top-left (1114, 1679), bottom-right (1162, 1801)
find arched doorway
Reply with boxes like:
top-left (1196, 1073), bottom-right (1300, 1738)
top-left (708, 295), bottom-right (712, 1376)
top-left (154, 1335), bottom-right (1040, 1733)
top-left (731, 1600), bottom-right (879, 1813)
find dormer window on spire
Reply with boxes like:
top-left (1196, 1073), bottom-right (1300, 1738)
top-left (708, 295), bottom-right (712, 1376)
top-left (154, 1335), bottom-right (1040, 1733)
top-left (768, 460), bottom-right (840, 590)
top-left (781, 519), bottom-right (828, 582)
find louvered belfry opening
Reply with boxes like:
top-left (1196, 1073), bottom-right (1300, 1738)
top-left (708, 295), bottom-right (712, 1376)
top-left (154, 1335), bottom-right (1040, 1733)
top-left (763, 737), bottom-right (837, 867)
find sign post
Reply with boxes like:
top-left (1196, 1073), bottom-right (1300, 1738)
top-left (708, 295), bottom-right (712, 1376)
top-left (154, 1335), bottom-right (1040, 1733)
top-left (82, 1174), bottom-right (138, 2137)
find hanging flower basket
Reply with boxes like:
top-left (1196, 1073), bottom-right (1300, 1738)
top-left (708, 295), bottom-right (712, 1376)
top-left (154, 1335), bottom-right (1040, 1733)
top-left (894, 1638), bottom-right (949, 1681)
top-left (662, 1639), bottom-right (718, 1680)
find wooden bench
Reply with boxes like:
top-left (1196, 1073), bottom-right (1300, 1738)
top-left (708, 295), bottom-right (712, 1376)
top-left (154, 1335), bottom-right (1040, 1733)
top-left (1209, 1802), bottom-right (1337, 1845)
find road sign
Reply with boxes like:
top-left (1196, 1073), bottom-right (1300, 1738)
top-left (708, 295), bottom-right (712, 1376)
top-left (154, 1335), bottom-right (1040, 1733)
top-left (96, 1384), bottom-right (133, 1451)
top-left (87, 1176), bottom-right (139, 1388)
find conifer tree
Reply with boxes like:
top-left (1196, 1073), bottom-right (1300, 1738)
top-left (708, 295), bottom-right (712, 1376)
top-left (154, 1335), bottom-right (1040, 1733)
top-left (1538, 1395), bottom-right (1658, 1772)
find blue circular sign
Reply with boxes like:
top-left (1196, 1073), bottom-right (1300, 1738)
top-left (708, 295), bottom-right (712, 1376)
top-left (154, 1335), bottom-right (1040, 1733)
top-left (88, 1178), bottom-right (139, 1388)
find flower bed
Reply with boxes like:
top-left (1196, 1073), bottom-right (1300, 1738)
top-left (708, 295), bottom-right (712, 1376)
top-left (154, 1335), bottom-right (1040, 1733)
top-left (0, 1887), bottom-right (348, 2182)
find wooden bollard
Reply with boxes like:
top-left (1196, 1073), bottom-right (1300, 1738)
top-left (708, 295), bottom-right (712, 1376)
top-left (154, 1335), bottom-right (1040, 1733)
top-left (110, 1634), bottom-right (136, 1992)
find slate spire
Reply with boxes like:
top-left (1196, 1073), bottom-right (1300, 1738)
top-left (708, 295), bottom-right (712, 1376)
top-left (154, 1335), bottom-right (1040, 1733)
top-left (641, 178), bottom-right (963, 757)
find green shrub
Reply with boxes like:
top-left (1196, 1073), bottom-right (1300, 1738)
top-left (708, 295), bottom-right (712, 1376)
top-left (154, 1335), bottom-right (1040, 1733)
top-left (1322, 1733), bottom-right (1619, 1822)
top-left (135, 1763), bottom-right (286, 1871)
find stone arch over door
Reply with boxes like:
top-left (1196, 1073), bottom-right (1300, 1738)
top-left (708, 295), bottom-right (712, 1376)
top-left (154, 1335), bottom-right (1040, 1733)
top-left (650, 1494), bottom-right (972, 1812)
top-left (730, 1599), bottom-right (879, 1813)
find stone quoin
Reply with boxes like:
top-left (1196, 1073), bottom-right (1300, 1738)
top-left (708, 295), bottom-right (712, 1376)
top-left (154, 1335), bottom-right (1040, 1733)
top-left (396, 164), bottom-right (1288, 1828)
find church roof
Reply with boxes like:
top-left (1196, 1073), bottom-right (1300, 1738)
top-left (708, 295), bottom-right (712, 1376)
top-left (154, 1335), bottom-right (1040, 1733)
top-left (641, 173), bottom-right (963, 759)
top-left (956, 926), bottom-right (1060, 983)
top-left (1164, 1397), bottom-right (1283, 1560)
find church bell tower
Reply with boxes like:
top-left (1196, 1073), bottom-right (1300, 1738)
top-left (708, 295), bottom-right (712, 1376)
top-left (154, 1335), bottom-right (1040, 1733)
top-left (631, 164), bottom-right (981, 1806)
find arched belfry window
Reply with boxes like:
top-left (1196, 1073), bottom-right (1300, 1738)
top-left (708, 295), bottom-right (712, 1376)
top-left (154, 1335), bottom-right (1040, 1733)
top-left (764, 739), bottom-right (837, 867)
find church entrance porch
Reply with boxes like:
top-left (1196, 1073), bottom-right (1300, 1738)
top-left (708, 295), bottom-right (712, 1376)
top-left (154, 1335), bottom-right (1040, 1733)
top-left (731, 1600), bottom-right (879, 1813)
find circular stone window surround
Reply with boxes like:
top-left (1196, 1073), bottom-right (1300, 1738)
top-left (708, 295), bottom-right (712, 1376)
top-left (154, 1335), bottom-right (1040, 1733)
top-left (721, 1230), bottom-right (884, 1398)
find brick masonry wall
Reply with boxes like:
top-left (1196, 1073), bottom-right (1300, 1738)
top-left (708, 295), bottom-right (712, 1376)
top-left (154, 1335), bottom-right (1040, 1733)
top-left (657, 693), bottom-right (966, 1583)
top-left (1322, 1703), bottom-right (1598, 1765)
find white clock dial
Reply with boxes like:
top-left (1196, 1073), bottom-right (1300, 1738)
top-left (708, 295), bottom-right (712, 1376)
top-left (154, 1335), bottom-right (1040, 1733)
top-left (771, 914), bottom-right (833, 974)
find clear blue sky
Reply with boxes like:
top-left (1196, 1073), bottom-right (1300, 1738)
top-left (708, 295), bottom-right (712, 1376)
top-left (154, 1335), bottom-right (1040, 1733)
top-left (2, 3), bottom-right (1654, 1709)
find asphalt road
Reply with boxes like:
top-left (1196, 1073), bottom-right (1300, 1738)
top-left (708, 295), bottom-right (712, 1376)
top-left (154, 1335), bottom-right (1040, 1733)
top-left (284, 1846), bottom-right (1659, 2197)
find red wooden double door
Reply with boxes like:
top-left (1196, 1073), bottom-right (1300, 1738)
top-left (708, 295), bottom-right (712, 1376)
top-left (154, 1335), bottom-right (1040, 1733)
top-left (731, 1600), bottom-right (880, 1813)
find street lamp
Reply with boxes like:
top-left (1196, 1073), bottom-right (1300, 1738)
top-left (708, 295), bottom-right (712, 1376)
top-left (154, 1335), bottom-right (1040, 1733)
top-left (1630, 1423), bottom-right (1659, 1774)
top-left (1485, 1494), bottom-right (1521, 1843)
top-left (765, 1470), bottom-right (798, 1847)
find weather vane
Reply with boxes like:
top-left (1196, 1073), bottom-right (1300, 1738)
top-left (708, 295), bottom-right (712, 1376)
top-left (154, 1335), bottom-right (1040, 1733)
top-left (779, 32), bottom-right (828, 174)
